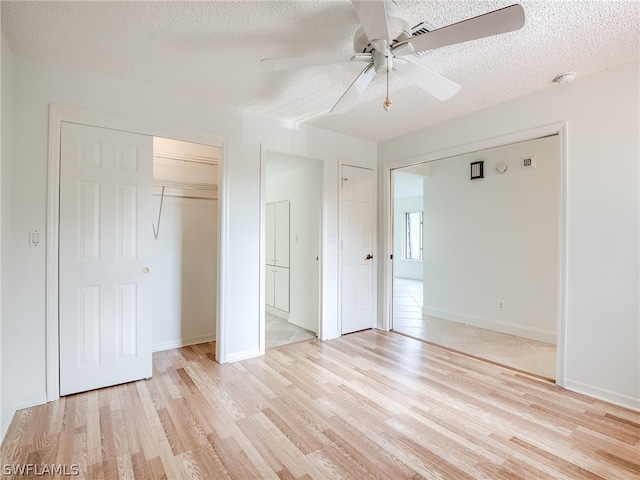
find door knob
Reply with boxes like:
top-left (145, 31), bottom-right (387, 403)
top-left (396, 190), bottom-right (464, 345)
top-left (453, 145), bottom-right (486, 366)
top-left (366, 254), bottom-right (373, 260)
top-left (142, 267), bottom-right (150, 274)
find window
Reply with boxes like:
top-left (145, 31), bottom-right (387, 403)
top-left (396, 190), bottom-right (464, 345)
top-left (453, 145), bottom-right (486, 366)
top-left (404, 211), bottom-right (423, 260)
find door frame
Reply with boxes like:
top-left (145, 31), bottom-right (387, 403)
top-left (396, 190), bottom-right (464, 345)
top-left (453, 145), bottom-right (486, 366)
top-left (381, 122), bottom-right (568, 387)
top-left (259, 149), bottom-right (325, 351)
top-left (338, 162), bottom-right (377, 334)
top-left (45, 104), bottom-right (227, 401)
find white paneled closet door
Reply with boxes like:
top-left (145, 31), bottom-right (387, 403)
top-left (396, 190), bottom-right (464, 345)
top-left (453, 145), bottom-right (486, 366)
top-left (59, 122), bottom-right (153, 395)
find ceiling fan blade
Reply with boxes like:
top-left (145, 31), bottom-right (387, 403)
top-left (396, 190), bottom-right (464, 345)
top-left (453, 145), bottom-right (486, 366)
top-left (330, 63), bottom-right (377, 115)
top-left (393, 59), bottom-right (461, 101)
top-left (392, 4), bottom-right (525, 56)
top-left (260, 54), bottom-right (370, 72)
top-left (352, 0), bottom-right (391, 43)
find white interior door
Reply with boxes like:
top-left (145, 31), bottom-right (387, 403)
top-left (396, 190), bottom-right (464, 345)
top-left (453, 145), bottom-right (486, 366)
top-left (59, 122), bottom-right (153, 396)
top-left (340, 165), bottom-right (374, 334)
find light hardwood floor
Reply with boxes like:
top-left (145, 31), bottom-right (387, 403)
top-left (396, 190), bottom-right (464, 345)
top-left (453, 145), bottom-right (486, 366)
top-left (2, 331), bottom-right (638, 479)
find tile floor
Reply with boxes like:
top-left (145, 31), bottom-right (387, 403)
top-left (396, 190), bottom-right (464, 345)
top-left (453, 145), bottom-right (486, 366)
top-left (266, 312), bottom-right (316, 349)
top-left (392, 277), bottom-right (557, 380)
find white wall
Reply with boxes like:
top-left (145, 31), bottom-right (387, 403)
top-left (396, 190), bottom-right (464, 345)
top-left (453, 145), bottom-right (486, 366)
top-left (266, 156), bottom-right (322, 333)
top-left (152, 195), bottom-right (217, 350)
top-left (1, 30), bottom-right (14, 441)
top-left (393, 196), bottom-right (424, 280)
top-left (379, 60), bottom-right (640, 410)
top-left (421, 136), bottom-right (559, 344)
top-left (1, 50), bottom-right (376, 423)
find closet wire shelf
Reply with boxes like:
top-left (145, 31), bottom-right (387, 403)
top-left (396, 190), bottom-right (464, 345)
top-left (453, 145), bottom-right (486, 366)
top-left (153, 178), bottom-right (218, 192)
top-left (152, 149), bottom-right (218, 239)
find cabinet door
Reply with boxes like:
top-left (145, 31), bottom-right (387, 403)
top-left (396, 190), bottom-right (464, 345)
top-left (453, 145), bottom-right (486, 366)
top-left (265, 267), bottom-right (275, 307)
top-left (274, 266), bottom-right (290, 312)
top-left (266, 203), bottom-right (276, 265)
top-left (274, 201), bottom-right (290, 267)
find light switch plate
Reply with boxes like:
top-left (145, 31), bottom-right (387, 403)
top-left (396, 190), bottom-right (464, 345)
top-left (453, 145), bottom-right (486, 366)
top-left (29, 229), bottom-right (41, 247)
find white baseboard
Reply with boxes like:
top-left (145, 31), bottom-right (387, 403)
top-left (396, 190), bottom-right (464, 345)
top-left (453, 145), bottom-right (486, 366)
top-left (266, 305), bottom-right (289, 320)
top-left (226, 348), bottom-right (261, 363)
top-left (1, 393), bottom-right (49, 444)
top-left (288, 317), bottom-right (317, 334)
top-left (564, 379), bottom-right (640, 412)
top-left (152, 334), bottom-right (216, 353)
top-left (422, 306), bottom-right (557, 344)
top-left (1, 407), bottom-right (16, 444)
top-left (321, 330), bottom-right (340, 341)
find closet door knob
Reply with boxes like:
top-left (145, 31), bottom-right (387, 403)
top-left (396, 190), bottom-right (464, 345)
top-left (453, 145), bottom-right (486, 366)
top-left (142, 267), bottom-right (150, 274)
top-left (366, 254), bottom-right (373, 260)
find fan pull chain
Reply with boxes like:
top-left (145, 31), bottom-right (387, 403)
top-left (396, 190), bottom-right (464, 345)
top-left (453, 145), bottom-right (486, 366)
top-left (383, 65), bottom-right (391, 111)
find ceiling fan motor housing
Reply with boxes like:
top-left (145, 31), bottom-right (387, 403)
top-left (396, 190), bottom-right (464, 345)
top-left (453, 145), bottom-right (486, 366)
top-left (353, 16), bottom-right (412, 54)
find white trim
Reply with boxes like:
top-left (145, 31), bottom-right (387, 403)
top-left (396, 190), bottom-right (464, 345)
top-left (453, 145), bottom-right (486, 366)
top-left (266, 304), bottom-right (290, 320)
top-left (1, 392), bottom-right (49, 441)
top-left (287, 317), bottom-right (318, 335)
top-left (380, 167), bottom-right (394, 331)
top-left (45, 106), bottom-right (62, 401)
top-left (226, 348), bottom-right (262, 363)
top-left (338, 161), bottom-right (377, 334)
top-left (216, 141), bottom-right (229, 364)
top-left (46, 103), bottom-right (228, 401)
top-left (381, 122), bottom-right (568, 387)
top-left (555, 122), bottom-right (569, 388)
top-left (564, 379), bottom-right (640, 412)
top-left (259, 146), bottom-right (267, 355)
top-left (422, 307), bottom-right (557, 344)
top-left (1, 408), bottom-right (16, 443)
top-left (152, 334), bottom-right (216, 353)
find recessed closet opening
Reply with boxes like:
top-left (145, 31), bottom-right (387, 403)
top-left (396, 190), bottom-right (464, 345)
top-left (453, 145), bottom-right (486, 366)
top-left (391, 135), bottom-right (561, 381)
top-left (151, 137), bottom-right (219, 351)
top-left (264, 152), bottom-right (321, 349)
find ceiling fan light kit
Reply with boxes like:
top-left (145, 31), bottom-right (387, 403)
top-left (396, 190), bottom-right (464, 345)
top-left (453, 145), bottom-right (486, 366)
top-left (260, 1), bottom-right (526, 114)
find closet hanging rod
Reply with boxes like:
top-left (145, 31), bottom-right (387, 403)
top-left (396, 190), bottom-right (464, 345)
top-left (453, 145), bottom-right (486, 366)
top-left (153, 150), bottom-right (218, 166)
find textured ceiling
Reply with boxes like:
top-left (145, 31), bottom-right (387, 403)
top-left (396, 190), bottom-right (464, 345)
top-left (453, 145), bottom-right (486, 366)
top-left (2, 1), bottom-right (638, 142)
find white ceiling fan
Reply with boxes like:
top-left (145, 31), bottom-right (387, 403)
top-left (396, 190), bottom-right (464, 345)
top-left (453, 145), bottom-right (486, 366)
top-left (261, 1), bottom-right (525, 114)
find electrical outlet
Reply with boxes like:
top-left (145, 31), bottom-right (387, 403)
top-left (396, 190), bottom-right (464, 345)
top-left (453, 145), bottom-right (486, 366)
top-left (498, 301), bottom-right (505, 311)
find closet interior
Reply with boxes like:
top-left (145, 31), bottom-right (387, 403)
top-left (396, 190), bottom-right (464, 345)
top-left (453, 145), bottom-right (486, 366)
top-left (151, 137), bottom-right (219, 351)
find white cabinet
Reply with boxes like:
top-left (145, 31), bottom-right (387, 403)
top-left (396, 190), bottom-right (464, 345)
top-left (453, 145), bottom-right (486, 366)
top-left (266, 266), bottom-right (290, 312)
top-left (266, 201), bottom-right (290, 312)
top-left (266, 201), bottom-right (290, 267)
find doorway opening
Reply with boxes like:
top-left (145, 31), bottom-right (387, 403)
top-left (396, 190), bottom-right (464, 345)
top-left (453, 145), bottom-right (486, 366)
top-left (151, 137), bottom-right (219, 352)
top-left (391, 135), bottom-right (561, 381)
top-left (264, 152), bottom-right (321, 349)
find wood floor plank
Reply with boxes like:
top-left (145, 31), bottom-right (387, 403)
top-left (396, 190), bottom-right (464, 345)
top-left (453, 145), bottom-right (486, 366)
top-left (2, 331), bottom-right (638, 480)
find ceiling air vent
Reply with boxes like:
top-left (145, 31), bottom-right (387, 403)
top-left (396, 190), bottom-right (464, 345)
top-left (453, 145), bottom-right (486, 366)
top-left (411, 21), bottom-right (435, 56)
